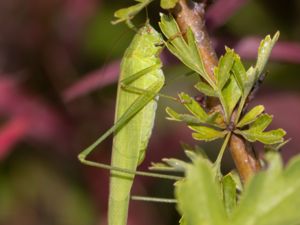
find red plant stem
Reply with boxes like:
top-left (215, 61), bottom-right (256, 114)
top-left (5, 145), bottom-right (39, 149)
top-left (172, 0), bottom-right (261, 183)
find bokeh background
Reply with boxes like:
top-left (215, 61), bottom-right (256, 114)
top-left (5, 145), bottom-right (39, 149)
top-left (0, 0), bottom-right (300, 224)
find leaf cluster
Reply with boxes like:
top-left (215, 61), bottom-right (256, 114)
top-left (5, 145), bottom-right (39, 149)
top-left (172, 152), bottom-right (300, 225)
top-left (111, 0), bottom-right (179, 28)
top-left (159, 14), bottom-right (286, 147)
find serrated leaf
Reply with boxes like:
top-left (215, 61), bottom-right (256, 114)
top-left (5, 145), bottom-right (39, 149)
top-left (162, 158), bottom-right (187, 172)
top-left (175, 152), bottom-right (300, 225)
top-left (166, 107), bottom-right (202, 124)
top-left (231, 152), bottom-right (300, 225)
top-left (235, 128), bottom-right (286, 145)
top-left (221, 76), bottom-right (242, 117)
top-left (159, 14), bottom-right (215, 87)
top-left (165, 106), bottom-right (181, 121)
top-left (234, 111), bottom-right (285, 145)
top-left (249, 114), bottom-right (273, 132)
top-left (264, 139), bottom-right (290, 152)
top-left (232, 54), bottom-right (247, 94)
top-left (237, 105), bottom-right (265, 128)
top-left (194, 81), bottom-right (217, 97)
top-left (178, 92), bottom-right (209, 121)
top-left (244, 32), bottom-right (279, 97)
top-left (112, 0), bottom-right (153, 25)
top-left (181, 143), bottom-right (209, 161)
top-left (230, 170), bottom-right (243, 192)
top-left (149, 157), bottom-right (187, 172)
top-left (207, 111), bottom-right (226, 129)
top-left (256, 32), bottom-right (279, 77)
top-left (244, 66), bottom-right (257, 96)
top-left (175, 156), bottom-right (229, 225)
top-left (190, 126), bottom-right (227, 141)
top-left (222, 174), bottom-right (237, 216)
top-left (217, 49), bottom-right (235, 90)
top-left (166, 94), bottom-right (224, 129)
top-left (160, 0), bottom-right (178, 9)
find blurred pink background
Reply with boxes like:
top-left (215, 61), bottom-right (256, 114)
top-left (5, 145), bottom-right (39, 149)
top-left (0, 0), bottom-right (300, 224)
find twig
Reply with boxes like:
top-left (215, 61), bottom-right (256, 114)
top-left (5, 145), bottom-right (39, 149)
top-left (172, 0), bottom-right (261, 183)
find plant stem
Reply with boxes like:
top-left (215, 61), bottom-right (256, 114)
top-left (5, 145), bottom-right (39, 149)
top-left (172, 0), bottom-right (261, 183)
top-left (215, 132), bottom-right (231, 168)
top-left (229, 134), bottom-right (261, 183)
top-left (172, 0), bottom-right (218, 81)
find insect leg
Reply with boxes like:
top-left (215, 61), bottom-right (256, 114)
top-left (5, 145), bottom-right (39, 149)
top-left (131, 195), bottom-right (177, 204)
top-left (78, 79), bottom-right (181, 181)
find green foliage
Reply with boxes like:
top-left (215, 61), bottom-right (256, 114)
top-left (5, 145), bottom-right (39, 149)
top-left (222, 174), bottom-right (237, 215)
top-left (175, 152), bottom-right (300, 225)
top-left (158, 22), bottom-right (289, 224)
top-left (112, 0), bottom-right (153, 28)
top-left (178, 92), bottom-right (210, 122)
top-left (232, 152), bottom-right (300, 225)
top-left (231, 54), bottom-right (247, 94)
top-left (161, 14), bottom-right (286, 148)
top-left (220, 75), bottom-right (242, 119)
top-left (235, 114), bottom-right (286, 144)
top-left (237, 105), bottom-right (265, 128)
top-left (175, 156), bottom-right (229, 225)
top-left (244, 32), bottom-right (279, 97)
top-left (216, 48), bottom-right (235, 90)
top-left (235, 128), bottom-right (286, 145)
top-left (160, 0), bottom-right (179, 9)
top-left (190, 126), bottom-right (227, 141)
top-left (256, 32), bottom-right (280, 76)
top-left (166, 93), bottom-right (224, 128)
top-left (166, 91), bottom-right (227, 142)
top-left (194, 81), bottom-right (217, 97)
top-left (179, 217), bottom-right (188, 225)
top-left (159, 14), bottom-right (215, 87)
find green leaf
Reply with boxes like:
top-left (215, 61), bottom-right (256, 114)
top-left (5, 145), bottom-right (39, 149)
top-left (189, 126), bottom-right (227, 141)
top-left (166, 107), bottom-right (203, 124)
top-left (249, 114), bottom-right (273, 132)
top-left (235, 113), bottom-right (286, 144)
top-left (179, 216), bottom-right (188, 225)
top-left (264, 139), bottom-right (290, 152)
top-left (112, 0), bottom-right (153, 26)
top-left (178, 92), bottom-right (209, 122)
top-left (159, 13), bottom-right (215, 87)
top-left (194, 81), bottom-right (217, 97)
top-left (231, 152), bottom-right (300, 225)
top-left (235, 128), bottom-right (286, 145)
top-left (232, 54), bottom-right (247, 94)
top-left (160, 0), bottom-right (178, 9)
top-left (207, 111), bottom-right (226, 129)
top-left (230, 170), bottom-right (243, 192)
top-left (149, 162), bottom-right (176, 172)
top-left (222, 174), bottom-right (237, 216)
top-left (149, 157), bottom-right (188, 172)
top-left (244, 66), bottom-right (257, 96)
top-left (244, 32), bottom-right (279, 97)
top-left (221, 76), bottom-right (242, 118)
top-left (166, 93), bottom-right (225, 129)
top-left (237, 105), bottom-right (265, 128)
top-left (256, 32), bottom-right (279, 76)
top-left (175, 156), bottom-right (229, 225)
top-left (181, 143), bottom-right (209, 161)
top-left (162, 158), bottom-right (188, 172)
top-left (217, 48), bottom-right (235, 90)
